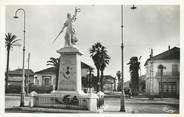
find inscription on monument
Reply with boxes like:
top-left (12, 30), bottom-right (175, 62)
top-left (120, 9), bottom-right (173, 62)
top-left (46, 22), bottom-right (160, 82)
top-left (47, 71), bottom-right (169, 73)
top-left (58, 54), bottom-right (77, 91)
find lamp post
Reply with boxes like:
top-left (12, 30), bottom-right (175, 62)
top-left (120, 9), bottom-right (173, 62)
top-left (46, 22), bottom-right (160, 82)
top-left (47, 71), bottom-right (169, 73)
top-left (26, 53), bottom-right (30, 95)
top-left (158, 64), bottom-right (166, 98)
top-left (120, 5), bottom-right (136, 112)
top-left (14, 8), bottom-right (26, 107)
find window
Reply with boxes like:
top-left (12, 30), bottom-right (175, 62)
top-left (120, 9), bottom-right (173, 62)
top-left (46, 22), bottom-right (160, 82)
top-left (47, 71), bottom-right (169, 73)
top-left (34, 77), bottom-right (39, 85)
top-left (159, 82), bottom-right (176, 93)
top-left (45, 78), bottom-right (50, 86)
top-left (42, 76), bottom-right (51, 86)
top-left (157, 67), bottom-right (161, 76)
top-left (172, 64), bottom-right (179, 76)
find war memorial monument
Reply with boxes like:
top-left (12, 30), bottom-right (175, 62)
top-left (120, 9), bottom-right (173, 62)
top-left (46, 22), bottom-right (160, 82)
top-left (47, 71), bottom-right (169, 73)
top-left (29, 8), bottom-right (104, 112)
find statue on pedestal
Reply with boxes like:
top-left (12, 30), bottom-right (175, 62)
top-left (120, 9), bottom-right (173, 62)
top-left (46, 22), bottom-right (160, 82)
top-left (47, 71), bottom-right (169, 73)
top-left (53, 8), bottom-right (80, 47)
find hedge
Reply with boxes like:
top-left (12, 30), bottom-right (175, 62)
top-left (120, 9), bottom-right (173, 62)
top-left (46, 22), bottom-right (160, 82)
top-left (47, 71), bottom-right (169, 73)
top-left (6, 84), bottom-right (53, 94)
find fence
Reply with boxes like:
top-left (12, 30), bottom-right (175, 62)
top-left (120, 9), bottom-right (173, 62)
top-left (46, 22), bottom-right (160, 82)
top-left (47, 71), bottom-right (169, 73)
top-left (33, 95), bottom-right (88, 110)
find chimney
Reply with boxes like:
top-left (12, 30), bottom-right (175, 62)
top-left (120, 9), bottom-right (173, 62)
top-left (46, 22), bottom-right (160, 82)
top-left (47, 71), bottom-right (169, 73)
top-left (168, 45), bottom-right (170, 50)
top-left (149, 49), bottom-right (153, 58)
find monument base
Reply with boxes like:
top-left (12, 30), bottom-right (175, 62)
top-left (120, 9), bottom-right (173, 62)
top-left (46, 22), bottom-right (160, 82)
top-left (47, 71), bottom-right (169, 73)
top-left (29, 45), bottom-right (104, 112)
top-left (51, 90), bottom-right (88, 99)
top-left (29, 91), bottom-right (102, 112)
top-left (56, 46), bottom-right (83, 92)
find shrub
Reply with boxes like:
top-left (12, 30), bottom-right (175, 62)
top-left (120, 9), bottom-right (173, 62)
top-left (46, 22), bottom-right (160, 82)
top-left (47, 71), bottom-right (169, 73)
top-left (6, 85), bottom-right (21, 93)
top-left (6, 85), bottom-right (53, 94)
top-left (28, 85), bottom-right (53, 93)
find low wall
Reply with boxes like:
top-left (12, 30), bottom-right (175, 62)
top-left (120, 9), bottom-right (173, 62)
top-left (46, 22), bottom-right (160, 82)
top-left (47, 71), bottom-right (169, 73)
top-left (29, 91), bottom-right (104, 112)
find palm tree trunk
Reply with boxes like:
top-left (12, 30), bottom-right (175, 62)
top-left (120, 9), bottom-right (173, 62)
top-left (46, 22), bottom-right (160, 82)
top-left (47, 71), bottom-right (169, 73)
top-left (97, 69), bottom-right (100, 92)
top-left (131, 71), bottom-right (139, 96)
top-left (55, 68), bottom-right (59, 90)
top-left (100, 70), bottom-right (104, 92)
top-left (5, 47), bottom-right (10, 92)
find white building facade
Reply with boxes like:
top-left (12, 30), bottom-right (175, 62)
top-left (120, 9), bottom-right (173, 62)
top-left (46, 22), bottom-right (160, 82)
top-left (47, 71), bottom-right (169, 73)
top-left (34, 62), bottom-right (93, 90)
top-left (144, 47), bottom-right (180, 97)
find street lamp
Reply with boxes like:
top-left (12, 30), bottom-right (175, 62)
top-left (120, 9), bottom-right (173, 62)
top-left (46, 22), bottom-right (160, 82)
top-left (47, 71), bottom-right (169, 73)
top-left (131, 5), bottom-right (137, 10)
top-left (14, 8), bottom-right (26, 107)
top-left (26, 53), bottom-right (30, 95)
top-left (158, 64), bottom-right (166, 98)
top-left (120, 5), bottom-right (137, 112)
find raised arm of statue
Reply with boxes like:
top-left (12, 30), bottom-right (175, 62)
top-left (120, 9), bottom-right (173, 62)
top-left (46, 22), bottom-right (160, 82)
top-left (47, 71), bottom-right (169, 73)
top-left (72, 8), bottom-right (80, 22)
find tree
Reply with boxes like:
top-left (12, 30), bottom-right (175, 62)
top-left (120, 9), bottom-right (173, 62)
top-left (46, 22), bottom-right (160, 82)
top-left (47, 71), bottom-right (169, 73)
top-left (47, 57), bottom-right (60, 90)
top-left (89, 42), bottom-right (102, 92)
top-left (127, 56), bottom-right (140, 96)
top-left (116, 71), bottom-right (121, 83)
top-left (5, 33), bottom-right (20, 91)
top-left (89, 42), bottom-right (110, 92)
top-left (99, 46), bottom-right (110, 92)
top-left (116, 70), bottom-right (121, 91)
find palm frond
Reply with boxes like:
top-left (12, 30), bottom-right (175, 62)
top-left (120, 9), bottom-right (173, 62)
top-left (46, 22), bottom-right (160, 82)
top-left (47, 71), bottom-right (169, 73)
top-left (46, 57), bottom-right (60, 69)
top-left (5, 33), bottom-right (20, 49)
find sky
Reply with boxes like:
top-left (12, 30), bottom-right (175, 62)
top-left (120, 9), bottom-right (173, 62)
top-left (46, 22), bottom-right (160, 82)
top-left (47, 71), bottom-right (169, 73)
top-left (5, 5), bottom-right (180, 81)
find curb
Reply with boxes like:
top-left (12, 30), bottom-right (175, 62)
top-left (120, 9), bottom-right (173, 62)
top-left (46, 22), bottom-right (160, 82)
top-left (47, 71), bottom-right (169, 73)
top-left (8, 107), bottom-right (100, 113)
top-left (125, 102), bottom-right (179, 105)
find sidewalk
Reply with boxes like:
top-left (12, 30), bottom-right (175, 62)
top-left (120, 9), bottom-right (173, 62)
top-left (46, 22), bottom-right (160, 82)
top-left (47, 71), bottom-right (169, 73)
top-left (5, 107), bottom-right (95, 113)
top-left (5, 92), bottom-right (179, 113)
top-left (125, 97), bottom-right (179, 105)
top-left (104, 91), bottom-right (179, 105)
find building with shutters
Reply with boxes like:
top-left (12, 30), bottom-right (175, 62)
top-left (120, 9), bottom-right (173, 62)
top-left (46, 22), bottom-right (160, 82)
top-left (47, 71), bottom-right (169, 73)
top-left (8, 68), bottom-right (34, 86)
top-left (144, 47), bottom-right (180, 97)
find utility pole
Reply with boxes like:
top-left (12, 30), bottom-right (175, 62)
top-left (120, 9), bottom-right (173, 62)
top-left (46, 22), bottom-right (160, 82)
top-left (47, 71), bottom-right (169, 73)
top-left (14, 8), bottom-right (26, 107)
top-left (26, 53), bottom-right (30, 95)
top-left (120, 4), bottom-right (137, 112)
top-left (149, 49), bottom-right (154, 98)
top-left (120, 5), bottom-right (125, 112)
top-left (139, 56), bottom-right (142, 77)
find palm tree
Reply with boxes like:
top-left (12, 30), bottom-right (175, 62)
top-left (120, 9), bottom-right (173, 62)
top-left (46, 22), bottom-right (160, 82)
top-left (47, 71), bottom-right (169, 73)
top-left (127, 56), bottom-right (140, 96)
top-left (89, 42), bottom-right (110, 92)
top-left (5, 33), bottom-right (20, 91)
top-left (47, 57), bottom-right (60, 90)
top-left (99, 46), bottom-right (110, 92)
top-left (89, 42), bottom-right (102, 92)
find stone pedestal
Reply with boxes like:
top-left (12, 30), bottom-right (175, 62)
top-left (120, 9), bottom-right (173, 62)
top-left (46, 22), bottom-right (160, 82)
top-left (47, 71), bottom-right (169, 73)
top-left (29, 91), bottom-right (38, 107)
top-left (88, 93), bottom-right (98, 112)
top-left (56, 46), bottom-right (83, 93)
top-left (29, 46), bottom-right (102, 112)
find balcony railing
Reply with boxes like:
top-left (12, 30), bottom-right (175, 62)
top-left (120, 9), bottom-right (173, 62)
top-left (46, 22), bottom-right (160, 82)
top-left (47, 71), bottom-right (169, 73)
top-left (156, 72), bottom-right (179, 77)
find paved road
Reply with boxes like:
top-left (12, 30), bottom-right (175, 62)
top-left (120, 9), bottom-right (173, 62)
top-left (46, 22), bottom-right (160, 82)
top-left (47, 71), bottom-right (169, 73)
top-left (5, 95), bottom-right (179, 113)
top-left (104, 98), bottom-right (179, 113)
top-left (5, 95), bottom-right (30, 108)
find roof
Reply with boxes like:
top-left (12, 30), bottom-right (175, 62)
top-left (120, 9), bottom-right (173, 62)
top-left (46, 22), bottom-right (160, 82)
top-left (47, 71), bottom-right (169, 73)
top-left (35, 67), bottom-right (56, 75)
top-left (144, 47), bottom-right (180, 66)
top-left (103, 75), bottom-right (116, 80)
top-left (81, 62), bottom-right (94, 69)
top-left (104, 80), bottom-right (113, 84)
top-left (35, 62), bottom-right (94, 75)
top-left (8, 68), bottom-right (34, 76)
top-left (103, 75), bottom-right (115, 84)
